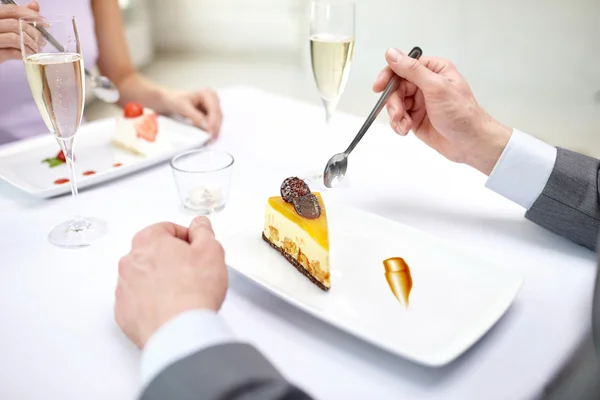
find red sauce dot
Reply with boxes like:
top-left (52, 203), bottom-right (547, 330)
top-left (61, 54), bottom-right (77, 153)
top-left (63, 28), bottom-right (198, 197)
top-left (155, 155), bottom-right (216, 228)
top-left (82, 170), bottom-right (96, 176)
top-left (54, 178), bottom-right (69, 185)
top-left (113, 163), bottom-right (123, 167)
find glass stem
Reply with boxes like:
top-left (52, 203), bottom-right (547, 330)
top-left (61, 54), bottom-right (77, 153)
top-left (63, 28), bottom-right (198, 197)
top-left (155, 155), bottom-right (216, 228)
top-left (323, 98), bottom-right (337, 125)
top-left (60, 137), bottom-right (85, 231)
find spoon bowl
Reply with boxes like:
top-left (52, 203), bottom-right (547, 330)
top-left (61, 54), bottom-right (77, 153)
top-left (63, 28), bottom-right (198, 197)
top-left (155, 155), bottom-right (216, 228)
top-left (323, 153), bottom-right (348, 188)
top-left (322, 46), bottom-right (423, 189)
top-left (88, 73), bottom-right (120, 103)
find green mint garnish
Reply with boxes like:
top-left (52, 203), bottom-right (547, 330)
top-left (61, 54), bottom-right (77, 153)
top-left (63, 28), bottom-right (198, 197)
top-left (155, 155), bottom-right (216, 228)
top-left (42, 158), bottom-right (65, 168)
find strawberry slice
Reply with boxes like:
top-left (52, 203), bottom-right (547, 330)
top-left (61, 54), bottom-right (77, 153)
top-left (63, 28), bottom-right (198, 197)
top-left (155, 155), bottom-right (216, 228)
top-left (135, 112), bottom-right (158, 142)
top-left (55, 150), bottom-right (75, 162)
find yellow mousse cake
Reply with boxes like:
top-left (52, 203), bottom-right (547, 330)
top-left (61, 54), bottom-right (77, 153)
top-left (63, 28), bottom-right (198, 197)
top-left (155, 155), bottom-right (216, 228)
top-left (262, 177), bottom-right (330, 291)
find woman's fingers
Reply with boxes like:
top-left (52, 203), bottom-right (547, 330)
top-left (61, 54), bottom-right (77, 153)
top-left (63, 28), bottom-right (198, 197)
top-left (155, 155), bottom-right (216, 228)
top-left (0, 32), bottom-right (38, 55)
top-left (0, 48), bottom-right (21, 62)
top-left (0, 4), bottom-right (39, 20)
top-left (0, 18), bottom-right (44, 55)
top-left (25, 1), bottom-right (40, 12)
top-left (22, 20), bottom-right (45, 47)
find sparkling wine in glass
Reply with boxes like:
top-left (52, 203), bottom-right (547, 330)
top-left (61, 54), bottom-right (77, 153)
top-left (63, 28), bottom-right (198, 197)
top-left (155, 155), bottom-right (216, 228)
top-left (20, 15), bottom-right (107, 248)
top-left (310, 5), bottom-right (355, 123)
top-left (309, 1), bottom-right (355, 184)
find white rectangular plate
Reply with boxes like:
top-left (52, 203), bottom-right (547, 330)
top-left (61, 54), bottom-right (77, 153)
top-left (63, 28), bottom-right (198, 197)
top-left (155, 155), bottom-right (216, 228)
top-left (0, 116), bottom-right (211, 198)
top-left (220, 201), bottom-right (523, 367)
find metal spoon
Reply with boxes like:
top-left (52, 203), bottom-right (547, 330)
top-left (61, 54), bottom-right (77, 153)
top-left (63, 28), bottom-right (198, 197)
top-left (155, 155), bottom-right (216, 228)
top-left (323, 46), bottom-right (423, 188)
top-left (86, 72), bottom-right (120, 104)
top-left (4, 0), bottom-right (120, 103)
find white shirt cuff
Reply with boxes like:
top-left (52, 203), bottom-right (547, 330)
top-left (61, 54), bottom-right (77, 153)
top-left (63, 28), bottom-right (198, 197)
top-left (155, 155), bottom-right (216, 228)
top-left (485, 129), bottom-right (557, 210)
top-left (140, 309), bottom-right (236, 389)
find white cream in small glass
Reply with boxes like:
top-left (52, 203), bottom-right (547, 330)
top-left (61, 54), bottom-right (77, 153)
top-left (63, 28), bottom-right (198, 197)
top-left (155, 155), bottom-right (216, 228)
top-left (170, 149), bottom-right (234, 214)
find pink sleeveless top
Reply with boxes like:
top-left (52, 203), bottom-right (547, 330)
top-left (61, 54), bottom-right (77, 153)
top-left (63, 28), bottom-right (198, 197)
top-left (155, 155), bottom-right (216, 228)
top-left (0, 0), bottom-right (98, 145)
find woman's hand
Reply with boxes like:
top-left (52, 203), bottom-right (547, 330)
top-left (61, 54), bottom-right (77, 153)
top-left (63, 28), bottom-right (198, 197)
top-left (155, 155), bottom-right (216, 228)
top-left (0, 1), bottom-right (43, 64)
top-left (162, 88), bottom-right (223, 138)
top-left (90, 0), bottom-right (223, 138)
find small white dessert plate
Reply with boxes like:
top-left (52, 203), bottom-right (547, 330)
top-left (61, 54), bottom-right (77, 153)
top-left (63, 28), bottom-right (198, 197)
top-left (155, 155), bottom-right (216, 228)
top-left (0, 116), bottom-right (211, 198)
top-left (220, 200), bottom-right (523, 367)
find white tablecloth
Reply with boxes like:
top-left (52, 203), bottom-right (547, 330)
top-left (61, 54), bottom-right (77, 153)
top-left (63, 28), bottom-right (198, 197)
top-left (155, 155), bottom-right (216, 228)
top-left (0, 87), bottom-right (596, 400)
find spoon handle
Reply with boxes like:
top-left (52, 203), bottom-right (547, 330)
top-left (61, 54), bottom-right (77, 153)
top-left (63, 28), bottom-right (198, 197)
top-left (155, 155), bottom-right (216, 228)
top-left (344, 46), bottom-right (423, 155)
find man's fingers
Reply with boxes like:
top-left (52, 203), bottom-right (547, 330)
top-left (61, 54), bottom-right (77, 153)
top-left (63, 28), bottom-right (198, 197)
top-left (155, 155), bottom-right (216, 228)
top-left (385, 91), bottom-right (404, 121)
top-left (188, 216), bottom-right (215, 246)
top-left (408, 90), bottom-right (427, 132)
top-left (419, 56), bottom-right (456, 75)
top-left (404, 96), bottom-right (414, 112)
top-left (398, 79), bottom-right (419, 98)
top-left (373, 66), bottom-right (394, 93)
top-left (131, 222), bottom-right (189, 248)
top-left (385, 48), bottom-right (447, 92)
top-left (373, 65), bottom-right (423, 96)
top-left (393, 114), bottom-right (413, 136)
top-left (161, 222), bottom-right (190, 242)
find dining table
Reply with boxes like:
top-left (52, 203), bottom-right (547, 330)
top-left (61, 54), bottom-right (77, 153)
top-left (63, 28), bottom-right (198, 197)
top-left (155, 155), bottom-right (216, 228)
top-left (0, 86), bottom-right (596, 400)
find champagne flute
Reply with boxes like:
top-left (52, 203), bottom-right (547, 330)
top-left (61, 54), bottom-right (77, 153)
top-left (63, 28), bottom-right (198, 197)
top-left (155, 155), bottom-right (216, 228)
top-left (20, 15), bottom-right (107, 248)
top-left (309, 1), bottom-right (355, 184)
top-left (310, 1), bottom-right (355, 123)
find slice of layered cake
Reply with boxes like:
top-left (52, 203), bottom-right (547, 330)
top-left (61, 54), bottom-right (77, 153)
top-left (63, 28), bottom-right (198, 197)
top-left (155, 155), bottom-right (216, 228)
top-left (112, 102), bottom-right (171, 157)
top-left (262, 177), bottom-right (330, 291)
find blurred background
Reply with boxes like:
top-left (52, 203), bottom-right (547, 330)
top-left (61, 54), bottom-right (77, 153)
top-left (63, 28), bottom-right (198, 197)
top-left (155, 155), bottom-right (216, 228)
top-left (86, 0), bottom-right (600, 157)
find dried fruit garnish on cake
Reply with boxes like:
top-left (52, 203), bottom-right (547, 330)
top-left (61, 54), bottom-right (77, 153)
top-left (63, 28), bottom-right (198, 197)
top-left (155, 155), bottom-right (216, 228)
top-left (292, 193), bottom-right (321, 219)
top-left (280, 177), bottom-right (311, 203)
top-left (263, 177), bottom-right (330, 291)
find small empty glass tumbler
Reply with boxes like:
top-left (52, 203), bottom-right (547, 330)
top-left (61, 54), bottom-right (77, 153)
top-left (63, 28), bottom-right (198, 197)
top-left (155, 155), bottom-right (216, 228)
top-left (170, 149), bottom-right (234, 214)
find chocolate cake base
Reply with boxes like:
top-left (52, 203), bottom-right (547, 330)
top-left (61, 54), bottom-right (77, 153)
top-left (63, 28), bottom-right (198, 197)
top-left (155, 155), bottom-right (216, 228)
top-left (262, 233), bottom-right (329, 291)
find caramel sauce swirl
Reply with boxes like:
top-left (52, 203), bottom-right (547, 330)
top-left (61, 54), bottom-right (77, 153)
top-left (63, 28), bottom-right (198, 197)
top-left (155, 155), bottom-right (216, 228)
top-left (383, 257), bottom-right (412, 308)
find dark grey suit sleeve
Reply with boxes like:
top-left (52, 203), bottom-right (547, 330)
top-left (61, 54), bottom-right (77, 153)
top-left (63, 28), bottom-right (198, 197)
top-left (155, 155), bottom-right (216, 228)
top-left (140, 343), bottom-right (313, 400)
top-left (525, 148), bottom-right (600, 250)
top-left (594, 245), bottom-right (600, 352)
top-left (526, 151), bottom-right (600, 398)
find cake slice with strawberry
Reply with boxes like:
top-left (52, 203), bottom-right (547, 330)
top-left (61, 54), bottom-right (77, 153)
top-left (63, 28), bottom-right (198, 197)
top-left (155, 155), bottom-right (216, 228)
top-left (112, 102), bottom-right (171, 156)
